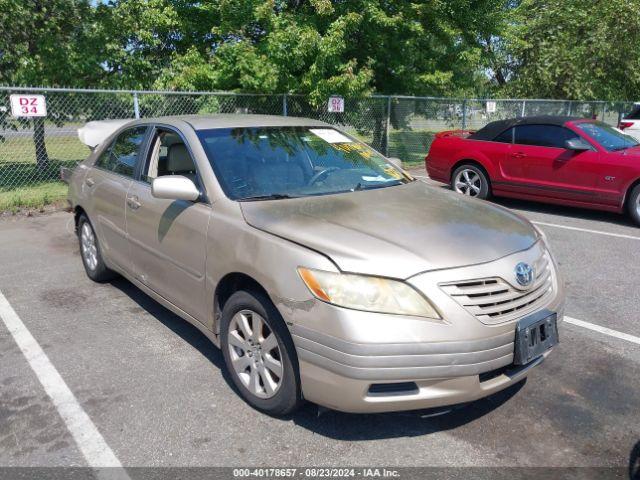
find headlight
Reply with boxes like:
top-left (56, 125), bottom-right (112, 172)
top-left (298, 267), bottom-right (440, 319)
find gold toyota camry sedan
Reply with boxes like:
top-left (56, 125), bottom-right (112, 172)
top-left (68, 115), bottom-right (564, 415)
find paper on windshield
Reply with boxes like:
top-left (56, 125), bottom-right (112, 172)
top-left (309, 129), bottom-right (353, 144)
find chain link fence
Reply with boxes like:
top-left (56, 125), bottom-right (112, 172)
top-left (0, 86), bottom-right (636, 208)
top-left (386, 97), bottom-right (637, 164)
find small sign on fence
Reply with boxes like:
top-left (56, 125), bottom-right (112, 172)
top-left (328, 96), bottom-right (344, 113)
top-left (10, 94), bottom-right (47, 117)
top-left (485, 101), bottom-right (497, 114)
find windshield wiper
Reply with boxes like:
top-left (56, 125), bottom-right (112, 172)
top-left (354, 180), bottom-right (404, 191)
top-left (239, 193), bottom-right (298, 201)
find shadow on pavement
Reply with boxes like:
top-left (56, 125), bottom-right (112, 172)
top-left (108, 278), bottom-right (237, 393)
top-left (491, 196), bottom-right (634, 227)
top-left (289, 380), bottom-right (525, 440)
top-left (424, 179), bottom-right (635, 227)
top-left (631, 440), bottom-right (640, 480)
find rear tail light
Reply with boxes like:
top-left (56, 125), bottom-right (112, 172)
top-left (619, 121), bottom-right (633, 130)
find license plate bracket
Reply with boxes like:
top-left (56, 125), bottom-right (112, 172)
top-left (513, 310), bottom-right (558, 365)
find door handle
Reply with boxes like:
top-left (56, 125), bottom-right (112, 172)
top-left (126, 195), bottom-right (141, 210)
top-left (85, 177), bottom-right (95, 187)
top-left (511, 152), bottom-right (527, 159)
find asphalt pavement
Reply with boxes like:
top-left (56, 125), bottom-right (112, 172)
top-left (0, 176), bottom-right (639, 477)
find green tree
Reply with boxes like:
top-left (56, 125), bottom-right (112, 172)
top-left (155, 0), bottom-right (508, 99)
top-left (0, 0), bottom-right (101, 168)
top-left (504, 0), bottom-right (640, 100)
top-left (153, 0), bottom-right (508, 151)
top-left (92, 0), bottom-right (219, 89)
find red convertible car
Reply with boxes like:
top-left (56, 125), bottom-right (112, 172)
top-left (426, 116), bottom-right (640, 225)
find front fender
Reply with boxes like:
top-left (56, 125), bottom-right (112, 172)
top-left (205, 199), bottom-right (337, 333)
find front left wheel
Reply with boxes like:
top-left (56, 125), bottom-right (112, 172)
top-left (220, 290), bottom-right (302, 416)
top-left (451, 164), bottom-right (491, 199)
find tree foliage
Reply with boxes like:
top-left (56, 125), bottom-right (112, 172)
top-left (0, 0), bottom-right (638, 101)
top-left (155, 0), bottom-right (507, 102)
top-left (503, 0), bottom-right (640, 100)
top-left (0, 0), bottom-right (101, 86)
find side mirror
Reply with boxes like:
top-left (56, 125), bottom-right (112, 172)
top-left (565, 137), bottom-right (592, 151)
top-left (151, 175), bottom-right (200, 202)
top-left (387, 157), bottom-right (403, 169)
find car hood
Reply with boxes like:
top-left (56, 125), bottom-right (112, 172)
top-left (240, 181), bottom-right (538, 279)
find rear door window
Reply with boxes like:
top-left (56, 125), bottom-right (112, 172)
top-left (95, 126), bottom-right (148, 177)
top-left (514, 125), bottom-right (578, 149)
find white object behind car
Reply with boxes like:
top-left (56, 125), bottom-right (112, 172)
top-left (619, 104), bottom-right (640, 141)
top-left (78, 119), bottom-right (133, 149)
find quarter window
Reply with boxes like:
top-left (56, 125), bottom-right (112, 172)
top-left (95, 126), bottom-right (148, 177)
top-left (513, 125), bottom-right (579, 149)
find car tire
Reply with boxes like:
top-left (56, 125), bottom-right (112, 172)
top-left (627, 184), bottom-right (640, 226)
top-left (77, 213), bottom-right (117, 282)
top-left (628, 184), bottom-right (640, 227)
top-left (220, 290), bottom-right (302, 416)
top-left (451, 164), bottom-right (491, 199)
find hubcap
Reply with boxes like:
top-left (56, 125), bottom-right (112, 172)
top-left (227, 310), bottom-right (283, 399)
top-left (454, 169), bottom-right (482, 197)
top-left (80, 223), bottom-right (98, 271)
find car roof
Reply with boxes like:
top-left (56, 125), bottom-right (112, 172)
top-left (469, 115), bottom-right (584, 141)
top-left (134, 114), bottom-right (331, 130)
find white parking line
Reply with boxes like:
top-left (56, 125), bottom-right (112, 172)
top-left (0, 290), bottom-right (129, 474)
top-left (531, 221), bottom-right (640, 241)
top-left (565, 316), bottom-right (640, 346)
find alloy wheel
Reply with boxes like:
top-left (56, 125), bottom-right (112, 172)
top-left (80, 222), bottom-right (98, 271)
top-left (454, 169), bottom-right (482, 197)
top-left (227, 310), bottom-right (283, 399)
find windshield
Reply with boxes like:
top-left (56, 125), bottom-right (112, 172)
top-left (575, 121), bottom-right (639, 151)
top-left (197, 126), bottom-right (412, 200)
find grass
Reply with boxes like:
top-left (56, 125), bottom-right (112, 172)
top-left (0, 135), bottom-right (89, 212)
top-left (388, 129), bottom-right (437, 167)
top-left (333, 127), bottom-right (436, 167)
top-left (0, 181), bottom-right (68, 212)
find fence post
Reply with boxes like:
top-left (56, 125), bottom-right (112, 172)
top-left (385, 96), bottom-right (391, 156)
top-left (133, 92), bottom-right (140, 119)
top-left (617, 104), bottom-right (623, 126)
top-left (461, 99), bottom-right (467, 130)
top-left (521, 100), bottom-right (526, 117)
top-left (282, 93), bottom-right (288, 116)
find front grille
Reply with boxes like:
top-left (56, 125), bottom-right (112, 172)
top-left (440, 253), bottom-right (554, 324)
